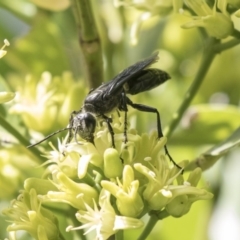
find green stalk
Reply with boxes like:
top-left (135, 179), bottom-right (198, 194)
top-left (214, 38), bottom-right (240, 52)
top-left (0, 0), bottom-right (31, 24)
top-left (0, 114), bottom-right (44, 164)
top-left (70, 0), bottom-right (103, 89)
top-left (59, 232), bottom-right (67, 240)
top-left (165, 37), bottom-right (219, 139)
top-left (137, 210), bottom-right (169, 240)
top-left (115, 230), bottom-right (123, 240)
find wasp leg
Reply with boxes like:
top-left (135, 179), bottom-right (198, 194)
top-left (126, 97), bottom-right (181, 170)
top-left (102, 115), bottom-right (115, 148)
top-left (74, 127), bottom-right (79, 144)
top-left (115, 108), bottom-right (128, 143)
top-left (123, 111), bottom-right (128, 144)
top-left (67, 111), bottom-right (78, 144)
top-left (120, 92), bottom-right (129, 144)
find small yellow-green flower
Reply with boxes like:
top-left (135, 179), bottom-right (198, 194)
top-left (2, 189), bottom-right (60, 240)
top-left (39, 168), bottom-right (99, 210)
top-left (133, 156), bottom-right (183, 210)
top-left (103, 148), bottom-right (123, 178)
top-left (182, 0), bottom-right (233, 39)
top-left (66, 190), bottom-right (144, 239)
top-left (114, 0), bottom-right (183, 45)
top-left (102, 165), bottom-right (144, 217)
top-left (165, 168), bottom-right (213, 217)
top-left (10, 72), bottom-right (87, 134)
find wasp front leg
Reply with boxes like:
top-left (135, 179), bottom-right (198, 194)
top-left (66, 110), bottom-right (78, 144)
top-left (102, 115), bottom-right (116, 148)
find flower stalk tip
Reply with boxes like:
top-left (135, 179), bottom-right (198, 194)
top-left (0, 92), bottom-right (15, 104)
top-left (0, 39), bottom-right (10, 58)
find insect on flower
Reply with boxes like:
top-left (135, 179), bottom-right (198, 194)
top-left (28, 52), bottom-right (180, 168)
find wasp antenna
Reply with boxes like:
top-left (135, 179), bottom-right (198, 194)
top-left (27, 127), bottom-right (70, 148)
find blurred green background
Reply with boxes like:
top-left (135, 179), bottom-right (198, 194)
top-left (0, 0), bottom-right (240, 239)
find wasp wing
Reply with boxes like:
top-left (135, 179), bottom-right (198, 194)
top-left (84, 52), bottom-right (169, 104)
top-left (103, 52), bottom-right (160, 97)
top-left (124, 68), bottom-right (170, 95)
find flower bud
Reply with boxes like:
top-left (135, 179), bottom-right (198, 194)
top-left (0, 92), bottom-right (15, 104)
top-left (102, 165), bottom-right (144, 217)
top-left (24, 178), bottom-right (58, 194)
top-left (41, 171), bottom-right (99, 210)
top-left (147, 189), bottom-right (172, 210)
top-left (166, 186), bottom-right (213, 217)
top-left (103, 148), bottom-right (123, 178)
top-left (203, 12), bottom-right (233, 39)
top-left (186, 167), bottom-right (202, 187)
top-left (165, 195), bottom-right (191, 217)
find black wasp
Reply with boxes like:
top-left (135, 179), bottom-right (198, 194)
top-left (28, 52), bottom-right (180, 168)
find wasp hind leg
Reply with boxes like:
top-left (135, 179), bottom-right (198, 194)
top-left (126, 97), bottom-right (182, 170)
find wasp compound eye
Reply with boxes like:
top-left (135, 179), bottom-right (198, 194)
top-left (67, 112), bottom-right (96, 145)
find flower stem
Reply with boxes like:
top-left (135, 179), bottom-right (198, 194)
top-left (231, 29), bottom-right (240, 39)
top-left (214, 38), bottom-right (240, 52)
top-left (70, 0), bottom-right (103, 89)
top-left (165, 37), bottom-right (219, 138)
top-left (69, 207), bottom-right (87, 240)
top-left (0, 114), bottom-right (44, 163)
top-left (115, 230), bottom-right (123, 240)
top-left (0, 1), bottom-right (31, 23)
top-left (59, 231), bottom-right (67, 240)
top-left (137, 210), bottom-right (169, 240)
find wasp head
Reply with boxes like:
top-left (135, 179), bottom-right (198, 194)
top-left (71, 112), bottom-right (96, 144)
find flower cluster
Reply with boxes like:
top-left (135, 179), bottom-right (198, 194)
top-left (181, 0), bottom-right (234, 39)
top-left (114, 0), bottom-right (236, 44)
top-left (3, 115), bottom-right (213, 239)
top-left (3, 188), bottom-right (60, 240)
top-left (10, 71), bottom-right (87, 134)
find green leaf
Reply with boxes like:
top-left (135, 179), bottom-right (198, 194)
top-left (171, 104), bottom-right (240, 145)
top-left (186, 126), bottom-right (240, 171)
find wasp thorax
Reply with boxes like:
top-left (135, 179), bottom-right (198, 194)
top-left (73, 112), bottom-right (96, 143)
